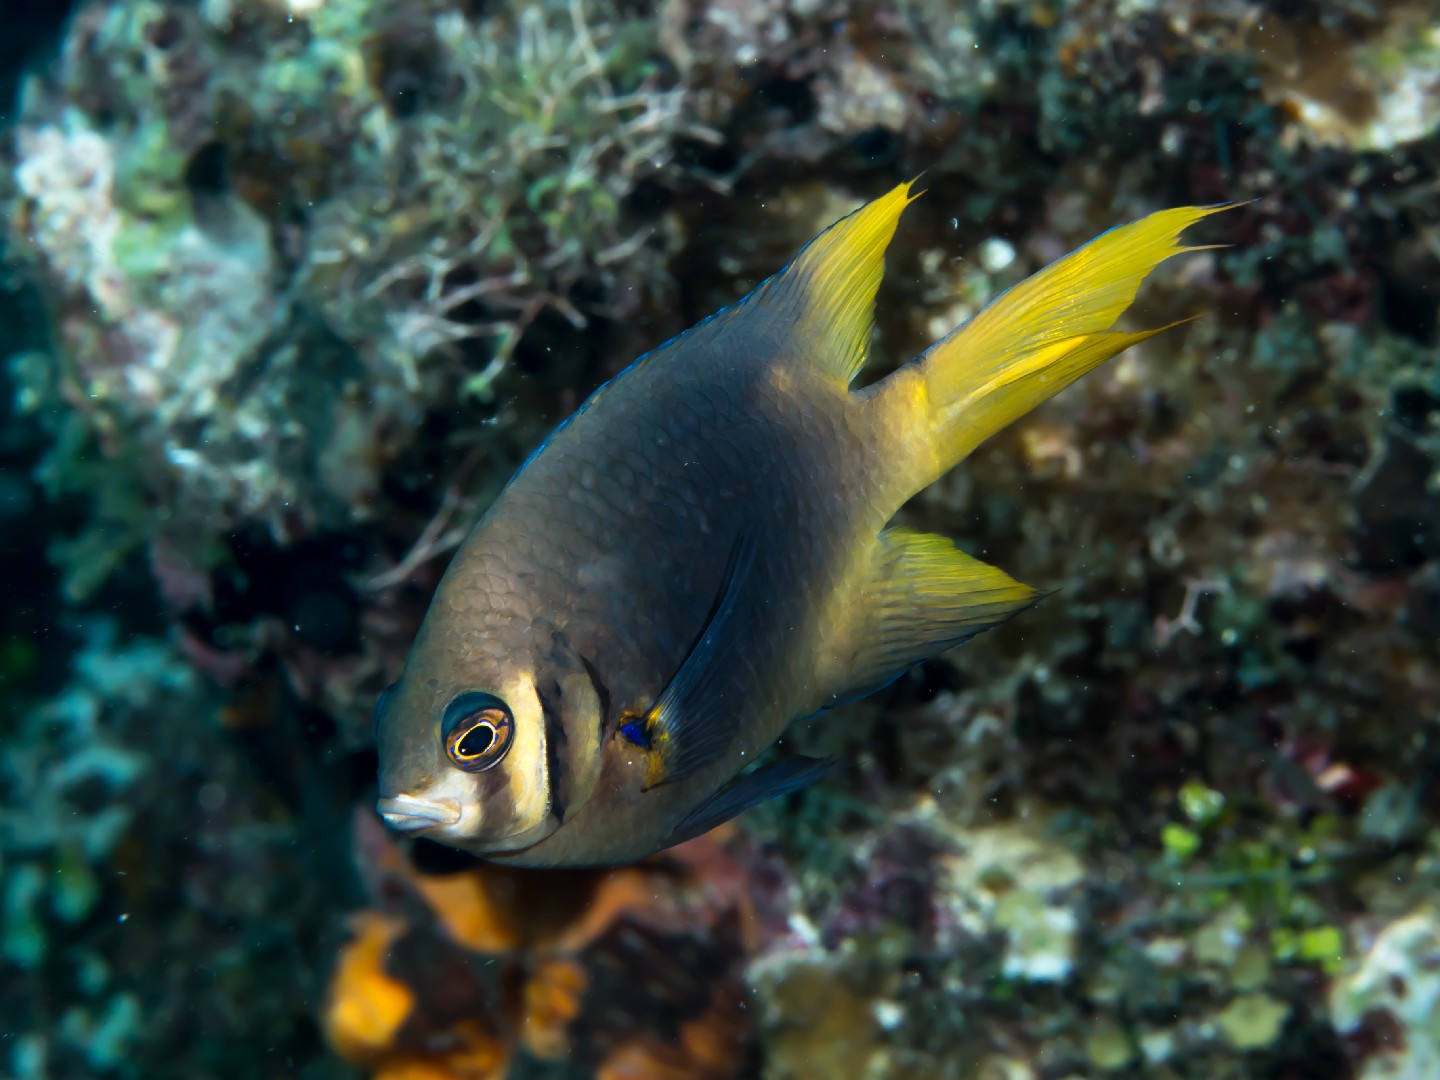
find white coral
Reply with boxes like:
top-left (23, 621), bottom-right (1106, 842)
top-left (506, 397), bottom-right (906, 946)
top-left (1331, 904), bottom-right (1440, 1080)
top-left (14, 122), bottom-right (129, 321)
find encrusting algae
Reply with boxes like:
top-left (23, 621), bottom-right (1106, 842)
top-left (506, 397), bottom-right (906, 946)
top-left (325, 914), bottom-right (417, 1066)
top-left (323, 813), bottom-right (755, 1079)
top-left (374, 181), bottom-right (1239, 868)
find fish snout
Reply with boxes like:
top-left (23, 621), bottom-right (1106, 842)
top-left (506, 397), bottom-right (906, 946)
top-left (376, 793), bottom-right (462, 832)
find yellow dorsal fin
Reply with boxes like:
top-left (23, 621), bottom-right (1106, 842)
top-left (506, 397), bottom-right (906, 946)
top-left (753, 180), bottom-right (921, 386)
top-left (913, 202), bottom-right (1241, 474)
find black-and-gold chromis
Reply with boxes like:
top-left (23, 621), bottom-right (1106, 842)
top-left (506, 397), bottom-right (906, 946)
top-left (373, 182), bottom-right (1238, 867)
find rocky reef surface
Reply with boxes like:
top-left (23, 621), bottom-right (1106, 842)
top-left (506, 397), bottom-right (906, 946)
top-left (3, 0), bottom-right (1438, 1077)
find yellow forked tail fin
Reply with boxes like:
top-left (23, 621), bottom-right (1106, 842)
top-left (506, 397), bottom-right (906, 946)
top-left (911, 203), bottom-right (1238, 481)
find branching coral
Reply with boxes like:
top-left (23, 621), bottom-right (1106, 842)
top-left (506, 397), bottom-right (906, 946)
top-left (303, 0), bottom-right (712, 397)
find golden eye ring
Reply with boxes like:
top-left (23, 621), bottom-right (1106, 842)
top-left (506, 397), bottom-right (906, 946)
top-left (442, 694), bottom-right (514, 772)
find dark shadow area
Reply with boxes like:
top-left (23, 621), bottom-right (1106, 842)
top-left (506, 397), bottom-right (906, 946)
top-left (0, 0), bottom-right (77, 123)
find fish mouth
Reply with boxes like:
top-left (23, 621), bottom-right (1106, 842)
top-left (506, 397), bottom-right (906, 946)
top-left (376, 794), bottom-right (462, 832)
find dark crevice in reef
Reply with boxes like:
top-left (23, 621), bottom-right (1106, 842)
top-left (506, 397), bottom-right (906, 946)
top-left (0, 0), bottom-right (77, 121)
top-left (0, 271), bottom-right (70, 699)
top-left (198, 528), bottom-right (372, 658)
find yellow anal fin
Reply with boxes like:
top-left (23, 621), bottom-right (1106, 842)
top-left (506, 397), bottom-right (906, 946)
top-left (826, 526), bottom-right (1041, 707)
top-left (916, 203), bottom-right (1240, 477)
top-left (752, 180), bottom-right (920, 386)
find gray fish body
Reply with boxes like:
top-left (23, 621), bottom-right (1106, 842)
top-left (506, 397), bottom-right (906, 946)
top-left (383, 314), bottom-right (891, 866)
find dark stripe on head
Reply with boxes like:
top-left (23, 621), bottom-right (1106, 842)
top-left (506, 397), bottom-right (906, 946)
top-left (536, 677), bottom-right (569, 823)
top-left (577, 652), bottom-right (612, 737)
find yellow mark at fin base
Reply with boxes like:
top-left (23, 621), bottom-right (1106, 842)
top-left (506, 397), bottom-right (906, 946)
top-left (616, 708), bottom-right (672, 791)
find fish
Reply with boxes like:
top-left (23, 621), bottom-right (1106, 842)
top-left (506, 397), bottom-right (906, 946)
top-left (374, 181), bottom-right (1234, 867)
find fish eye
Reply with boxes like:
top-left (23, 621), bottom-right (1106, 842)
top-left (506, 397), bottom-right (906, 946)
top-left (442, 692), bottom-right (514, 772)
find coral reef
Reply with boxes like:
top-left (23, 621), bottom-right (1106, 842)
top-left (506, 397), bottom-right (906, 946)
top-left (0, 621), bottom-right (360, 1080)
top-left (1331, 903), bottom-right (1440, 1080)
top-left (3, 0), bottom-right (1439, 1076)
top-left (6, 0), bottom-right (699, 605)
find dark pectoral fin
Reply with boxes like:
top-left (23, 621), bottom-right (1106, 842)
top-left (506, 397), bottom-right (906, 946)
top-left (663, 755), bottom-right (836, 849)
top-left (636, 534), bottom-right (759, 787)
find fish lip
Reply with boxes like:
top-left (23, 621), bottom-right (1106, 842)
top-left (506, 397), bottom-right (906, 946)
top-left (376, 794), bottom-right (462, 831)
